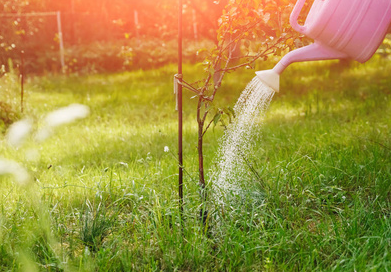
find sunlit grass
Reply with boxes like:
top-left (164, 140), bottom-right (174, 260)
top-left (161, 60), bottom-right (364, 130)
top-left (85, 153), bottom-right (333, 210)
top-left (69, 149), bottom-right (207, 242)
top-left (0, 55), bottom-right (391, 270)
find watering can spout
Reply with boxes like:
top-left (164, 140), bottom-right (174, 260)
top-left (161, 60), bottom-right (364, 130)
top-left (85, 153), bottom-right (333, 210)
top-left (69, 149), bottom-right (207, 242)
top-left (256, 42), bottom-right (348, 92)
top-left (255, 69), bottom-right (280, 93)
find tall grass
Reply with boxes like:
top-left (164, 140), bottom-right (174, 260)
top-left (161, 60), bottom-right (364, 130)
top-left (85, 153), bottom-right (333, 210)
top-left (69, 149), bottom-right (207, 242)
top-left (0, 55), bottom-right (390, 270)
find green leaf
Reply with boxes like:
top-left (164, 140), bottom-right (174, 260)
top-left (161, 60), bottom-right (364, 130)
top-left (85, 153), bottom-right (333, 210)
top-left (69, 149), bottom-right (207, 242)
top-left (213, 112), bottom-right (222, 127)
top-left (227, 106), bottom-right (236, 118)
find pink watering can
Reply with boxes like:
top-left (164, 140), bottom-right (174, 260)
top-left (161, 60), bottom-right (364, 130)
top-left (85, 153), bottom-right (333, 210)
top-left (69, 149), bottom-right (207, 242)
top-left (256, 0), bottom-right (391, 92)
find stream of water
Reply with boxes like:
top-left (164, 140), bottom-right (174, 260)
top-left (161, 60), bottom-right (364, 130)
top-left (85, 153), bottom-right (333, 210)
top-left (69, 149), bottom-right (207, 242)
top-left (211, 76), bottom-right (275, 204)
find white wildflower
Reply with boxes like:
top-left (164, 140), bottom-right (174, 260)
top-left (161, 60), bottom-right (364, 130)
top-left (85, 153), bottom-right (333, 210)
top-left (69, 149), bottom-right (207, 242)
top-left (45, 104), bottom-right (90, 127)
top-left (34, 127), bottom-right (53, 142)
top-left (35, 104), bottom-right (90, 142)
top-left (6, 119), bottom-right (33, 147)
top-left (164, 146), bottom-right (169, 153)
top-left (119, 162), bottom-right (128, 168)
top-left (0, 159), bottom-right (30, 185)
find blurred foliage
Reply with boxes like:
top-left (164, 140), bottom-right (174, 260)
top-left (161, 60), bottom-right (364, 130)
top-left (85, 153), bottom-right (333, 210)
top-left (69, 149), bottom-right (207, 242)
top-left (0, 0), bottom-right (227, 74)
top-left (26, 38), bottom-right (213, 74)
top-left (0, 60), bottom-right (21, 133)
top-left (378, 34), bottom-right (391, 57)
top-left (0, 0), bottom-right (389, 75)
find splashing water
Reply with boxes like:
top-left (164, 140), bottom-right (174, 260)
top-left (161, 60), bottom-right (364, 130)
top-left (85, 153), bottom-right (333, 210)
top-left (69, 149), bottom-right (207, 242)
top-left (211, 76), bottom-right (274, 204)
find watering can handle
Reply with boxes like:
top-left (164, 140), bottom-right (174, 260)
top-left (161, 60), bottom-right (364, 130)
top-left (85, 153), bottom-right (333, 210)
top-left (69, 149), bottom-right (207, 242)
top-left (290, 0), bottom-right (307, 34)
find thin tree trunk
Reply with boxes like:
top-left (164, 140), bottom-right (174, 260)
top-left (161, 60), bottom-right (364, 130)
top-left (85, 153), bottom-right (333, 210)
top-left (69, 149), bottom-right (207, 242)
top-left (197, 98), bottom-right (206, 191)
top-left (198, 125), bottom-right (205, 188)
top-left (197, 97), bottom-right (208, 224)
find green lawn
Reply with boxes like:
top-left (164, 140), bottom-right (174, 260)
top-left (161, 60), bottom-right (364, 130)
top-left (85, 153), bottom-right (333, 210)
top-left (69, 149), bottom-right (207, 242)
top-left (0, 55), bottom-right (391, 271)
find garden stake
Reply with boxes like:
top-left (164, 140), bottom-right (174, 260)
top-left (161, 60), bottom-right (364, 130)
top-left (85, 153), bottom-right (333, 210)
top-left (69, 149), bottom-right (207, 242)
top-left (177, 0), bottom-right (184, 218)
top-left (176, 3), bottom-right (209, 227)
